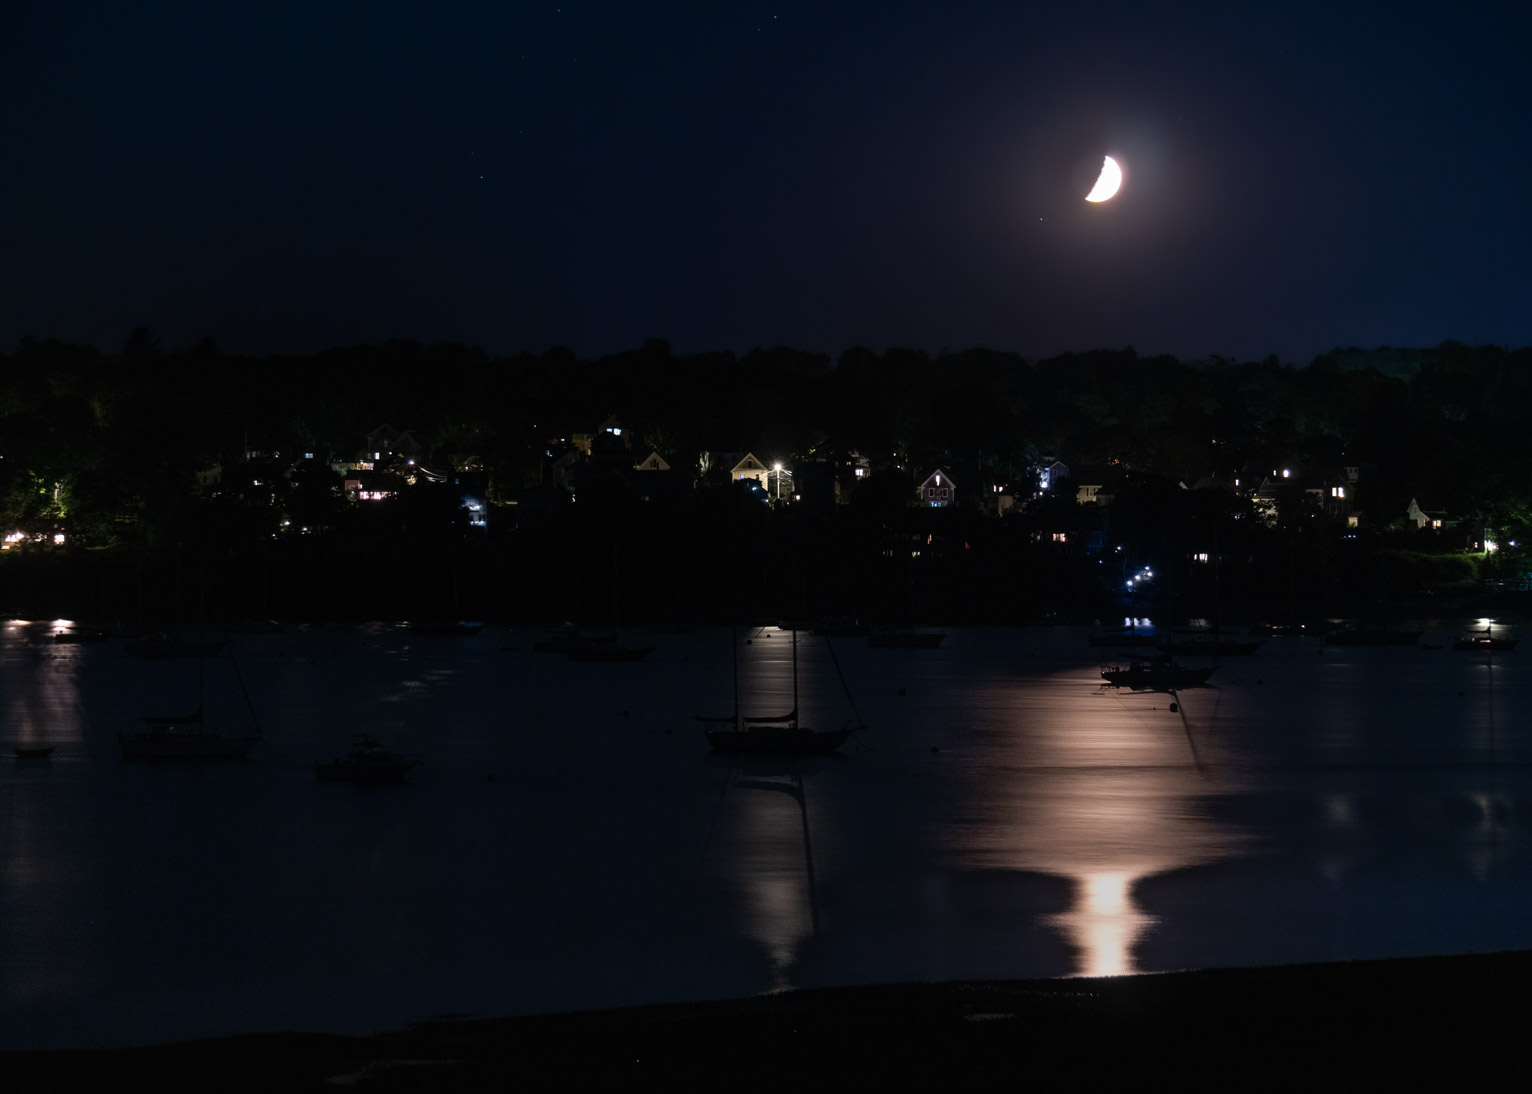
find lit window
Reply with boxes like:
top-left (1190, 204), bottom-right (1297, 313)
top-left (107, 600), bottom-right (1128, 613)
top-left (1052, 532), bottom-right (1067, 542)
top-left (1282, 469), bottom-right (1291, 478)
top-left (1332, 486), bottom-right (1345, 498)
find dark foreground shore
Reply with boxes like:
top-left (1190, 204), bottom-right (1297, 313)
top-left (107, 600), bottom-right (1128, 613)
top-left (4, 952), bottom-right (1526, 1090)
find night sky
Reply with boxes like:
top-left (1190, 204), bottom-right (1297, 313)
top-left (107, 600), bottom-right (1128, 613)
top-left (5, 1), bottom-right (1528, 363)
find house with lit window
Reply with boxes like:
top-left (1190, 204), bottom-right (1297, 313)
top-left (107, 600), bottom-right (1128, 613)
top-left (1068, 465), bottom-right (1120, 506)
top-left (363, 424), bottom-right (426, 464)
top-left (1249, 463), bottom-right (1361, 526)
top-left (1405, 497), bottom-right (1452, 532)
top-left (917, 468), bottom-right (955, 507)
top-left (1311, 466), bottom-right (1359, 525)
top-left (728, 453), bottom-right (770, 486)
top-left (344, 472), bottom-right (404, 502)
top-left (574, 415), bottom-right (632, 457)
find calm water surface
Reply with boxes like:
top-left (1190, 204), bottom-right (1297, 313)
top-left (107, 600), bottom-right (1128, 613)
top-left (3, 619), bottom-right (1530, 1048)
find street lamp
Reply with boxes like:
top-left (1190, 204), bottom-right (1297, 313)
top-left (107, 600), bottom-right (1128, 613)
top-left (773, 463), bottom-right (783, 501)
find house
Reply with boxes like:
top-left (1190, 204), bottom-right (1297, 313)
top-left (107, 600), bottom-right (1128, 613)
top-left (1249, 464), bottom-right (1361, 526)
top-left (1405, 497), bottom-right (1451, 531)
top-left (1311, 467), bottom-right (1360, 526)
top-left (630, 451), bottom-right (692, 504)
top-left (917, 468), bottom-right (956, 507)
top-left (1038, 459), bottom-right (1069, 493)
top-left (576, 415), bottom-right (632, 456)
top-left (1248, 465), bottom-right (1297, 521)
top-left (361, 424), bottom-right (427, 465)
top-left (345, 472), bottom-right (403, 502)
top-left (1067, 465), bottom-right (1119, 506)
top-left (728, 453), bottom-right (771, 486)
top-left (1036, 460), bottom-right (1120, 506)
top-left (549, 449), bottom-right (582, 493)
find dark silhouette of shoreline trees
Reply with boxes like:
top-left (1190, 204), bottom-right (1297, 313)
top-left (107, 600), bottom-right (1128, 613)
top-left (1, 330), bottom-right (1529, 623)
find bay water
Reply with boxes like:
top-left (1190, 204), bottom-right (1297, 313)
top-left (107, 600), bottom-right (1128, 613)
top-left (3, 620), bottom-right (1530, 1049)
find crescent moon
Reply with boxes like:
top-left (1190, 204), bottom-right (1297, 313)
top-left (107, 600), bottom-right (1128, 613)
top-left (1085, 156), bottom-right (1122, 202)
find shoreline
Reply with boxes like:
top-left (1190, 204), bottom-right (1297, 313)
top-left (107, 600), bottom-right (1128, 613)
top-left (4, 951), bottom-right (1526, 1089)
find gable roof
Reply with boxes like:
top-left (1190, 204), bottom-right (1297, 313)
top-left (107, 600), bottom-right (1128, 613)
top-left (730, 452), bottom-right (769, 475)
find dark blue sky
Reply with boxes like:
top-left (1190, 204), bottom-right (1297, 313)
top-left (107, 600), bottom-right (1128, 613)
top-left (4, 1), bottom-right (1528, 363)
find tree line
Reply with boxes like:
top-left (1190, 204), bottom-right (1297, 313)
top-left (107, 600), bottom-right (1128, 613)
top-left (2, 330), bottom-right (1529, 622)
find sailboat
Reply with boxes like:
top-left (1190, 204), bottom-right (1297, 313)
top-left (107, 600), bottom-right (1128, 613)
top-left (697, 626), bottom-right (864, 755)
top-left (1454, 622), bottom-right (1518, 652)
top-left (118, 654), bottom-right (262, 760)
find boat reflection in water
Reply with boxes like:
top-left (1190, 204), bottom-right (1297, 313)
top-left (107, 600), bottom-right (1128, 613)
top-left (949, 675), bottom-right (1243, 978)
top-left (701, 761), bottom-right (831, 991)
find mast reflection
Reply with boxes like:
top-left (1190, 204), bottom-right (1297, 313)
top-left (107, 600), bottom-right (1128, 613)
top-left (701, 763), bottom-right (829, 991)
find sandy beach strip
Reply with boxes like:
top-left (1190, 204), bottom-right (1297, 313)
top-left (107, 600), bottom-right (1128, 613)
top-left (4, 951), bottom-right (1526, 1090)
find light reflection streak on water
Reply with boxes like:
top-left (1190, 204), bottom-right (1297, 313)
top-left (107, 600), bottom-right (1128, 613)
top-left (703, 767), bottom-right (824, 991)
top-left (696, 631), bottom-right (850, 988)
top-left (1048, 870), bottom-right (1155, 978)
top-left (7, 623), bottom-right (1532, 1046)
top-left (2, 630), bottom-right (89, 1006)
top-left (950, 673), bottom-right (1243, 978)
